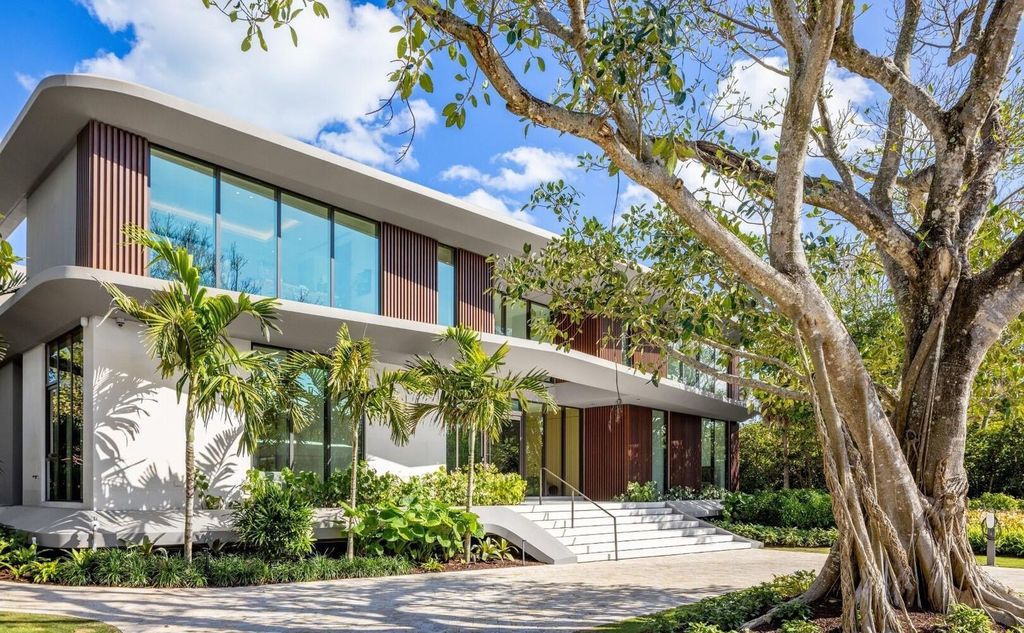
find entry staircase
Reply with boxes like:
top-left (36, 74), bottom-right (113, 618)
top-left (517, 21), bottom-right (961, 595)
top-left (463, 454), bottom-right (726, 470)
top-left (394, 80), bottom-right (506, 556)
top-left (512, 500), bottom-right (755, 562)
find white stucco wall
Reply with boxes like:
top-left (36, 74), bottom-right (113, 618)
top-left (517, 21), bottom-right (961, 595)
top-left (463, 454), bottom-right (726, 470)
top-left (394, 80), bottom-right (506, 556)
top-left (364, 410), bottom-right (447, 479)
top-left (89, 318), bottom-right (252, 511)
top-left (26, 147), bottom-right (77, 277)
top-left (21, 343), bottom-right (46, 506)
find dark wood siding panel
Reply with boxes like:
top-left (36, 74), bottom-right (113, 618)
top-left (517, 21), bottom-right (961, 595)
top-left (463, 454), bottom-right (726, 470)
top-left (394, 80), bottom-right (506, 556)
top-left (456, 249), bottom-right (493, 333)
top-left (728, 421), bottom-right (740, 491)
top-left (559, 315), bottom-right (624, 363)
top-left (668, 412), bottom-right (702, 489)
top-left (381, 223), bottom-right (437, 322)
top-left (76, 121), bottom-right (149, 274)
top-left (582, 405), bottom-right (629, 499)
top-left (627, 405), bottom-right (653, 485)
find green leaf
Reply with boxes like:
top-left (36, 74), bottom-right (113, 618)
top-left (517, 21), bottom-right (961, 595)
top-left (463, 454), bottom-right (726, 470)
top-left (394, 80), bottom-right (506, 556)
top-left (419, 73), bottom-right (434, 93)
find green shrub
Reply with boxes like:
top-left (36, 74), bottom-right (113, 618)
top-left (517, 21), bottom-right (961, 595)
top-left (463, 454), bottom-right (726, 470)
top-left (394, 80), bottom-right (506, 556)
top-left (969, 492), bottom-right (1021, 512)
top-left (616, 481), bottom-right (660, 502)
top-left (406, 464), bottom-right (527, 506)
top-left (89, 548), bottom-right (149, 587)
top-left (722, 490), bottom-right (834, 530)
top-left (353, 495), bottom-right (483, 562)
top-left (199, 554), bottom-right (271, 586)
top-left (473, 536), bottom-right (515, 562)
top-left (967, 509), bottom-right (1024, 557)
top-left (780, 620), bottom-right (820, 633)
top-left (715, 522), bottom-right (837, 548)
top-left (233, 471), bottom-right (315, 559)
top-left (277, 462), bottom-right (405, 508)
top-left (146, 555), bottom-right (206, 588)
top-left (639, 571), bottom-right (816, 633)
top-left (945, 604), bottom-right (993, 633)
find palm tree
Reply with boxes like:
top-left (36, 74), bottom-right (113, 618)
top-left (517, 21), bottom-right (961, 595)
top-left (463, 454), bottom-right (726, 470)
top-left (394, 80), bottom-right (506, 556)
top-left (279, 324), bottom-right (417, 560)
top-left (102, 226), bottom-right (281, 562)
top-left (0, 236), bottom-right (26, 361)
top-left (408, 324), bottom-right (556, 562)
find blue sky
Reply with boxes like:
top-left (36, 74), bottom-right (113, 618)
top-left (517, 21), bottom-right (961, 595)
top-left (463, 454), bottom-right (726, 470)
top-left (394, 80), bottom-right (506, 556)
top-left (0, 0), bottom-right (885, 260)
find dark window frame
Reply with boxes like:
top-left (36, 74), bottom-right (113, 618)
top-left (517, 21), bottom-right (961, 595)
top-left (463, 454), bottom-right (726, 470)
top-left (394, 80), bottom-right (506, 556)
top-left (45, 327), bottom-right (84, 503)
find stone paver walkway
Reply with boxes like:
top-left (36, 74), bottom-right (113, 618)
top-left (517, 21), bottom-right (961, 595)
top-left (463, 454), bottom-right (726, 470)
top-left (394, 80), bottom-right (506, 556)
top-left (3, 549), bottom-right (1023, 633)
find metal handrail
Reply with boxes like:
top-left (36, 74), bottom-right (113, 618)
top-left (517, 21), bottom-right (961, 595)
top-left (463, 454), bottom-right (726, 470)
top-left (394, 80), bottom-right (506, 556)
top-left (538, 466), bottom-right (619, 561)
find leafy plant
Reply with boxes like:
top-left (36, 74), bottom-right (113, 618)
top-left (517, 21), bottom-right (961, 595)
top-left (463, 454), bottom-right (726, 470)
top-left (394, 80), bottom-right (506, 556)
top-left (780, 620), bottom-right (820, 633)
top-left (945, 604), bottom-right (993, 633)
top-left (353, 495), bottom-right (483, 563)
top-left (721, 490), bottom-right (834, 530)
top-left (969, 492), bottom-right (1021, 512)
top-left (233, 471), bottom-right (315, 560)
top-left (102, 225), bottom-right (281, 562)
top-left (407, 324), bottom-right (555, 561)
top-left (615, 481), bottom-right (660, 502)
top-left (473, 537), bottom-right (515, 562)
top-left (714, 522), bottom-right (837, 548)
top-left (419, 559), bottom-right (445, 572)
top-left (409, 464), bottom-right (527, 506)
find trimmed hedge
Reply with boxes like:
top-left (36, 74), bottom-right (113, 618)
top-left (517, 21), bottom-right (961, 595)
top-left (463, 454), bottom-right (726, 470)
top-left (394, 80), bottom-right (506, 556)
top-left (722, 490), bottom-right (834, 530)
top-left (715, 522), bottom-right (837, 548)
top-left (967, 509), bottom-right (1024, 558)
top-left (51, 549), bottom-right (412, 587)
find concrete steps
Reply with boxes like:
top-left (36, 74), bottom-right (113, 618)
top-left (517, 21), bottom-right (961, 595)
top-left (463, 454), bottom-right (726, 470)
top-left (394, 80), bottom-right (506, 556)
top-left (511, 500), bottom-right (755, 563)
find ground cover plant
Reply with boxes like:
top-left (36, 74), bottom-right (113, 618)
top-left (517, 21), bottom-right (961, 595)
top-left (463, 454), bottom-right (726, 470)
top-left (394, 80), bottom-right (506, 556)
top-left (0, 612), bottom-right (120, 633)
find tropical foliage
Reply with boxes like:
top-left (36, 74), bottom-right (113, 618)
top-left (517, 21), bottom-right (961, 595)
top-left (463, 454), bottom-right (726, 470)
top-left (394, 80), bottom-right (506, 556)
top-left (275, 324), bottom-right (418, 559)
top-left (351, 495), bottom-right (484, 562)
top-left (0, 236), bottom-right (26, 361)
top-left (407, 324), bottom-right (555, 561)
top-left (102, 225), bottom-right (281, 561)
top-left (233, 471), bottom-right (315, 560)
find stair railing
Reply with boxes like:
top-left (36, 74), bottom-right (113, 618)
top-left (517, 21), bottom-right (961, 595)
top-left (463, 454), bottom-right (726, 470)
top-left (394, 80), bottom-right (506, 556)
top-left (538, 466), bottom-right (619, 561)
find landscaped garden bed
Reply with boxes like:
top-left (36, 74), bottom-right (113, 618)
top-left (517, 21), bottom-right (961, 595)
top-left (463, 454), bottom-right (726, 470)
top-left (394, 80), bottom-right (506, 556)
top-left (0, 463), bottom-right (535, 588)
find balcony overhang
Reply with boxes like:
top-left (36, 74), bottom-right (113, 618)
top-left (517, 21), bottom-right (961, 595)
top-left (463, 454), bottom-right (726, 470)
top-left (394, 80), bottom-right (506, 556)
top-left (0, 266), bottom-right (751, 421)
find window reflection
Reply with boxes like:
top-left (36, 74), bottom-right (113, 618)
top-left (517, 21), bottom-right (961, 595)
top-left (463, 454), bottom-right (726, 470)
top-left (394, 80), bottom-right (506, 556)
top-left (334, 212), bottom-right (380, 314)
top-left (219, 173), bottom-right (277, 295)
top-left (281, 194), bottom-right (330, 305)
top-left (437, 245), bottom-right (456, 326)
top-left (149, 150), bottom-right (216, 285)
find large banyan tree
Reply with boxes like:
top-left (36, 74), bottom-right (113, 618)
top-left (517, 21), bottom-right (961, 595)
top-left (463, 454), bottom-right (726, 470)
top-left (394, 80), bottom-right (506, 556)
top-left (210, 0), bottom-right (1024, 629)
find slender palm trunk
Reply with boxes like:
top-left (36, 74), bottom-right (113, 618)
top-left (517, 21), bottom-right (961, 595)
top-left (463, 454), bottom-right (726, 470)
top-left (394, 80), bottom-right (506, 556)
top-left (464, 423), bottom-right (476, 563)
top-left (347, 413), bottom-right (359, 561)
top-left (183, 385), bottom-right (196, 563)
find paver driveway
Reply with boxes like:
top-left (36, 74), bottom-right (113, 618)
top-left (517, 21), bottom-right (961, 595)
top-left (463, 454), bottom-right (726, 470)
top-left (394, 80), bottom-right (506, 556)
top-left (3, 549), bottom-right (1023, 633)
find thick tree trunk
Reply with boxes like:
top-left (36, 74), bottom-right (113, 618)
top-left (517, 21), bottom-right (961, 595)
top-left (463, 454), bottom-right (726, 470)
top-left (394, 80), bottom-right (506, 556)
top-left (183, 388), bottom-right (196, 563)
top-left (786, 287), bottom-right (1024, 632)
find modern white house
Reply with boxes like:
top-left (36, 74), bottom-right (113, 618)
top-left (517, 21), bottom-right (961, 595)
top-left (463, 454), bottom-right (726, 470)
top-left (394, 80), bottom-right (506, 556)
top-left (0, 76), bottom-right (750, 554)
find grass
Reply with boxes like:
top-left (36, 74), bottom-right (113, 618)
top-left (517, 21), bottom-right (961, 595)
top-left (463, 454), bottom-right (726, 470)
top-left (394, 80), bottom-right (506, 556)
top-left (0, 612), bottom-right (120, 632)
top-left (769, 546), bottom-right (1024, 569)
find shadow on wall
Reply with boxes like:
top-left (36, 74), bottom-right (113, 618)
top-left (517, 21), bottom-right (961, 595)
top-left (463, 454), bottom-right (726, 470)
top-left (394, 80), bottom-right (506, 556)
top-left (92, 366), bottom-right (250, 511)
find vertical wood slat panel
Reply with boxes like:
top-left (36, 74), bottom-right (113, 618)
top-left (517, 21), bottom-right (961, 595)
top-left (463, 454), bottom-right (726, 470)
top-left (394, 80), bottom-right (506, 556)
top-left (380, 223), bottom-right (438, 323)
top-left (456, 249), bottom-right (494, 333)
top-left (75, 121), bottom-right (148, 274)
top-left (559, 315), bottom-right (624, 363)
top-left (582, 405), bottom-right (628, 499)
top-left (668, 411), bottom-right (702, 489)
top-left (627, 405), bottom-right (653, 485)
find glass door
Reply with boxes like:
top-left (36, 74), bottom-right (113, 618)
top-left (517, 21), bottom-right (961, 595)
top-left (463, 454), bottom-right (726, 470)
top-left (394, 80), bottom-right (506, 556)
top-left (46, 328), bottom-right (84, 502)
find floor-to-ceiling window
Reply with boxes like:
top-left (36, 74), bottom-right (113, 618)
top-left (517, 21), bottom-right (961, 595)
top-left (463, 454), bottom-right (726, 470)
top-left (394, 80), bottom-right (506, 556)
top-left (437, 245), bottom-right (456, 326)
top-left (334, 212), bottom-right (379, 314)
top-left (219, 173), bottom-right (277, 295)
top-left (652, 410), bottom-right (667, 493)
top-left (149, 149), bottom-right (217, 285)
top-left (493, 294), bottom-right (550, 341)
top-left (148, 147), bottom-right (382, 316)
top-left (280, 194), bottom-right (330, 305)
top-left (46, 328), bottom-right (84, 502)
top-left (701, 418), bottom-right (728, 489)
top-left (253, 347), bottom-right (361, 479)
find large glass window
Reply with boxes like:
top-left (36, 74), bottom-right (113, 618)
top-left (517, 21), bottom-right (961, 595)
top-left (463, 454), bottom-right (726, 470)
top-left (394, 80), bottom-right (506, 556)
top-left (334, 212), bottom-right (380, 314)
top-left (701, 418), bottom-right (728, 489)
top-left (149, 150), bottom-right (217, 285)
top-left (437, 245), bottom-right (456, 326)
top-left (46, 328), bottom-right (84, 502)
top-left (652, 410), bottom-right (667, 493)
top-left (280, 194), bottom-right (330, 305)
top-left (253, 348), bottom-right (361, 479)
top-left (219, 173), bottom-right (277, 295)
top-left (494, 293), bottom-right (549, 340)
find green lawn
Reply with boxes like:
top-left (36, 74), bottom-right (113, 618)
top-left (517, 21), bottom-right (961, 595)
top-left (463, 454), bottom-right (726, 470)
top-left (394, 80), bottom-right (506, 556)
top-left (0, 612), bottom-right (120, 633)
top-left (768, 547), bottom-right (1024, 569)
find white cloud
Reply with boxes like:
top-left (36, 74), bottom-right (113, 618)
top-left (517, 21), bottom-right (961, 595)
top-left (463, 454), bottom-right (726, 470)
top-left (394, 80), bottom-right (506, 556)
top-left (441, 146), bottom-right (576, 192)
top-left (715, 56), bottom-right (873, 153)
top-left (15, 72), bottom-right (38, 91)
top-left (459, 188), bottom-right (533, 223)
top-left (71, 0), bottom-right (431, 170)
top-left (621, 182), bottom-right (659, 208)
top-left (317, 99), bottom-right (437, 171)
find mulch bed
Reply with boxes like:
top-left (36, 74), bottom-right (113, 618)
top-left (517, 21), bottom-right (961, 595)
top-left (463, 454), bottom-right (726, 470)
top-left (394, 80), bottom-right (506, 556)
top-left (413, 559), bottom-right (542, 573)
top-left (757, 599), bottom-right (1008, 633)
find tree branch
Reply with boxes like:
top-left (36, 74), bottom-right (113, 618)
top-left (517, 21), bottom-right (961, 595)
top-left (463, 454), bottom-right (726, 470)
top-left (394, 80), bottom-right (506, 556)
top-left (665, 347), bottom-right (811, 402)
top-left (953, 0), bottom-right (1024, 136)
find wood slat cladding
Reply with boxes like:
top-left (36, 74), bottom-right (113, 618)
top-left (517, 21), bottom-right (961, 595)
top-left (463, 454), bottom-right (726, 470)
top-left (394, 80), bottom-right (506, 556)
top-left (668, 411), bottom-right (702, 489)
top-left (558, 315), bottom-right (624, 363)
top-left (728, 421), bottom-right (740, 491)
top-left (381, 223), bottom-right (438, 323)
top-left (582, 405), bottom-right (629, 499)
top-left (627, 405), bottom-right (653, 485)
top-left (76, 121), bottom-right (149, 274)
top-left (456, 249), bottom-right (494, 333)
